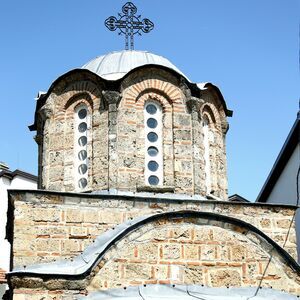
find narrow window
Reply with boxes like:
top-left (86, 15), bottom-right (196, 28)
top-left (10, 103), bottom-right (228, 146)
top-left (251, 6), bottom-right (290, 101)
top-left (75, 105), bottom-right (89, 190)
top-left (144, 101), bottom-right (163, 186)
top-left (203, 116), bottom-right (211, 194)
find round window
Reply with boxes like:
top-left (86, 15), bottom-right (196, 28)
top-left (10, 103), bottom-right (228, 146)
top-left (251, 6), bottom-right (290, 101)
top-left (78, 136), bottom-right (87, 146)
top-left (147, 146), bottom-right (158, 157)
top-left (147, 118), bottom-right (158, 129)
top-left (78, 150), bottom-right (87, 161)
top-left (147, 132), bottom-right (158, 143)
top-left (148, 175), bottom-right (159, 186)
top-left (148, 160), bottom-right (158, 172)
top-left (78, 164), bottom-right (88, 175)
top-left (78, 178), bottom-right (87, 189)
top-left (78, 109), bottom-right (87, 119)
top-left (78, 122), bottom-right (87, 133)
top-left (146, 104), bottom-right (157, 115)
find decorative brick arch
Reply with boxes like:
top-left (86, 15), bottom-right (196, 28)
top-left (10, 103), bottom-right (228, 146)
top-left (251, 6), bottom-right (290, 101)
top-left (122, 79), bottom-right (183, 109)
top-left (65, 92), bottom-right (93, 111)
top-left (201, 103), bottom-right (221, 129)
top-left (54, 80), bottom-right (102, 113)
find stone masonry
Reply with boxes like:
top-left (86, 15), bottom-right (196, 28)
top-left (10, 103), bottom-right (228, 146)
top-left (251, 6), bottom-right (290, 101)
top-left (32, 68), bottom-right (230, 198)
top-left (7, 190), bottom-right (300, 299)
top-left (9, 51), bottom-right (299, 299)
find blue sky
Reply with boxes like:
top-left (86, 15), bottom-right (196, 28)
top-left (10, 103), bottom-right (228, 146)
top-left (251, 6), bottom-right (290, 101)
top-left (0, 0), bottom-right (299, 201)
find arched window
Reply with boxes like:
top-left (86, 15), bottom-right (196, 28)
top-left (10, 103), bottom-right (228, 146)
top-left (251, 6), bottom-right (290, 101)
top-left (144, 101), bottom-right (163, 186)
top-left (203, 115), bottom-right (212, 194)
top-left (74, 104), bottom-right (89, 190)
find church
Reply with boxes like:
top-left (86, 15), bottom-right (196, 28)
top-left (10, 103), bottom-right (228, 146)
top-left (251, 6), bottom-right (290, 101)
top-left (5, 3), bottom-right (300, 299)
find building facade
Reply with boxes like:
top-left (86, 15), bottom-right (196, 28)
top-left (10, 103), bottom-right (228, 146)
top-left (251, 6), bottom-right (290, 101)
top-left (6, 50), bottom-right (300, 299)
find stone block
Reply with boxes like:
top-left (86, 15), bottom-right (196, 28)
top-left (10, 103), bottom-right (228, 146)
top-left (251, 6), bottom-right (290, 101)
top-left (201, 245), bottom-right (216, 261)
top-left (35, 239), bottom-right (60, 252)
top-left (138, 243), bottom-right (158, 261)
top-left (83, 210), bottom-right (100, 223)
top-left (210, 269), bottom-right (241, 287)
top-left (184, 244), bottom-right (199, 260)
top-left (66, 209), bottom-right (83, 223)
top-left (100, 211), bottom-right (123, 224)
top-left (61, 239), bottom-right (80, 254)
top-left (184, 265), bottom-right (203, 284)
top-left (124, 263), bottom-right (152, 280)
top-left (32, 208), bottom-right (61, 222)
top-left (163, 244), bottom-right (181, 260)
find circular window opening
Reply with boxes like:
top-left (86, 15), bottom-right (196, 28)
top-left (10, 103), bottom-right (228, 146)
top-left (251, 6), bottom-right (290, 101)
top-left (148, 175), bottom-right (159, 186)
top-left (78, 136), bottom-right (87, 146)
top-left (78, 122), bottom-right (87, 133)
top-left (147, 118), bottom-right (158, 129)
top-left (78, 109), bottom-right (87, 119)
top-left (78, 164), bottom-right (88, 175)
top-left (78, 150), bottom-right (87, 161)
top-left (147, 132), bottom-right (158, 143)
top-left (78, 178), bottom-right (87, 189)
top-left (148, 160), bottom-right (159, 172)
top-left (147, 146), bottom-right (158, 157)
top-left (146, 104), bottom-right (157, 115)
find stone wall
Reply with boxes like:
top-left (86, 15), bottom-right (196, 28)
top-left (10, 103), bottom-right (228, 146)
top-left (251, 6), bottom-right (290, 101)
top-left (87, 218), bottom-right (300, 294)
top-left (34, 68), bottom-right (229, 198)
top-left (9, 190), bottom-right (297, 268)
top-left (8, 190), bottom-right (300, 299)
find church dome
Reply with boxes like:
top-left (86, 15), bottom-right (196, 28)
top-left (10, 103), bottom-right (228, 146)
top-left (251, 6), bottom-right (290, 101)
top-left (82, 50), bottom-right (187, 81)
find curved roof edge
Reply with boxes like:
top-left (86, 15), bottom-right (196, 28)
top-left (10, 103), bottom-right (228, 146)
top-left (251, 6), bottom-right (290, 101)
top-left (29, 68), bottom-right (232, 131)
top-left (9, 210), bottom-right (300, 278)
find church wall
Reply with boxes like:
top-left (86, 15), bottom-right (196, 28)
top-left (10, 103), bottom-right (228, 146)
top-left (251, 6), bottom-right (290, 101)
top-left (87, 219), bottom-right (300, 294)
top-left (36, 78), bottom-right (108, 193)
top-left (35, 69), bottom-right (229, 199)
top-left (8, 190), bottom-right (297, 270)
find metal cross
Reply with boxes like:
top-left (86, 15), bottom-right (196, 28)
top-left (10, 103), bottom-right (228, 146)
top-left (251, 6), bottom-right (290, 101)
top-left (105, 2), bottom-right (154, 50)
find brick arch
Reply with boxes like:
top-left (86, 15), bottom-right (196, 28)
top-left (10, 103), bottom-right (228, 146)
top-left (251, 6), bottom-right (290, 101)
top-left (136, 89), bottom-right (172, 113)
top-left (85, 211), bottom-right (300, 293)
top-left (122, 79), bottom-right (183, 108)
top-left (201, 103), bottom-right (221, 129)
top-left (54, 80), bottom-right (101, 113)
top-left (65, 92), bottom-right (93, 111)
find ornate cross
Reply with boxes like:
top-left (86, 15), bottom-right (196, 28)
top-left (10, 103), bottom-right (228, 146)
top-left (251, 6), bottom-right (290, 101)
top-left (105, 2), bottom-right (154, 50)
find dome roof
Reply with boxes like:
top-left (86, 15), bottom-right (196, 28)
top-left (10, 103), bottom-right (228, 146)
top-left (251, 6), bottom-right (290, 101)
top-left (82, 50), bottom-right (187, 81)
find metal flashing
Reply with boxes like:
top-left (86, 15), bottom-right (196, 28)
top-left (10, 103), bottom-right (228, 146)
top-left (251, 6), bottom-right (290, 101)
top-left (76, 284), bottom-right (299, 299)
top-left (82, 50), bottom-right (188, 81)
top-left (9, 210), bottom-right (300, 278)
top-left (8, 188), bottom-right (299, 209)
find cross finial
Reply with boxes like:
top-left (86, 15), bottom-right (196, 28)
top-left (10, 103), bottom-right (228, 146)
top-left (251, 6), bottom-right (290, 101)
top-left (105, 2), bottom-right (154, 50)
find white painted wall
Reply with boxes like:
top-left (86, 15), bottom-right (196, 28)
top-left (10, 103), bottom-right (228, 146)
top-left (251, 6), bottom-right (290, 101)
top-left (0, 172), bottom-right (37, 298)
top-left (266, 145), bottom-right (300, 205)
top-left (263, 145), bottom-right (300, 262)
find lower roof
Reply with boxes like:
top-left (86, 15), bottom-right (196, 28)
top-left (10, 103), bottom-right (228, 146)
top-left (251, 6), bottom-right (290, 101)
top-left (78, 284), bottom-right (298, 299)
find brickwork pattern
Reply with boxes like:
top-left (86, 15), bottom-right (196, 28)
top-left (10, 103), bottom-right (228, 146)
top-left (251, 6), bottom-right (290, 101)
top-left (10, 192), bottom-right (297, 269)
top-left (87, 220), bottom-right (300, 294)
top-left (35, 68), bottom-right (228, 197)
